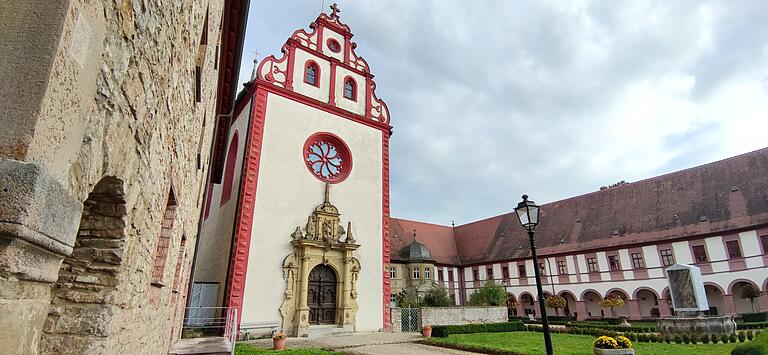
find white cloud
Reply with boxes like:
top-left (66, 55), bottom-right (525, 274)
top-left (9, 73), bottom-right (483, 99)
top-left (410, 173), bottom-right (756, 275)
top-left (240, 0), bottom-right (768, 225)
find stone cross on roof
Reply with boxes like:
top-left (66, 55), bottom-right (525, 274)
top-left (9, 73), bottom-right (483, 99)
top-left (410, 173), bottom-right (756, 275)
top-left (330, 3), bottom-right (341, 17)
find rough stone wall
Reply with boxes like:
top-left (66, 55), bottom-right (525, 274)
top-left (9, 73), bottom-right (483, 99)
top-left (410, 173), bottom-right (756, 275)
top-left (0, 0), bottom-right (226, 353)
top-left (421, 306), bottom-right (507, 327)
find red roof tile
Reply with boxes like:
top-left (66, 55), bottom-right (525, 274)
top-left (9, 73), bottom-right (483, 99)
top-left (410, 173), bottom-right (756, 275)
top-left (390, 218), bottom-right (459, 265)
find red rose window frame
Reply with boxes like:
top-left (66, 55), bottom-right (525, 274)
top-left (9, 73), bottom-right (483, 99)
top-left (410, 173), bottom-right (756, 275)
top-left (303, 132), bottom-right (352, 184)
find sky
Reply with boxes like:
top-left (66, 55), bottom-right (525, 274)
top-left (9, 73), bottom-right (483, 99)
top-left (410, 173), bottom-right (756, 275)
top-left (238, 1), bottom-right (768, 226)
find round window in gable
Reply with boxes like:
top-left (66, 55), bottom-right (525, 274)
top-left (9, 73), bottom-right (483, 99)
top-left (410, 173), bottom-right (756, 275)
top-left (303, 132), bottom-right (352, 184)
top-left (327, 38), bottom-right (341, 53)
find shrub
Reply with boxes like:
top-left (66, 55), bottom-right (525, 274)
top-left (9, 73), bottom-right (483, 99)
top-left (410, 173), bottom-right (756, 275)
top-left (740, 332), bottom-right (748, 342)
top-left (664, 335), bottom-right (671, 343)
top-left (420, 286), bottom-right (452, 307)
top-left (468, 281), bottom-right (507, 306)
top-left (722, 334), bottom-right (731, 344)
top-left (395, 289), bottom-right (420, 308)
top-left (748, 331), bottom-right (755, 341)
top-left (627, 332), bottom-right (637, 342)
top-left (702, 334), bottom-right (711, 344)
top-left (616, 336), bottom-right (633, 349)
top-left (712, 334), bottom-right (721, 343)
top-left (744, 313), bottom-right (768, 323)
top-left (431, 321), bottom-right (526, 337)
top-left (731, 329), bottom-right (768, 355)
top-left (594, 336), bottom-right (618, 349)
top-left (731, 334), bottom-right (739, 343)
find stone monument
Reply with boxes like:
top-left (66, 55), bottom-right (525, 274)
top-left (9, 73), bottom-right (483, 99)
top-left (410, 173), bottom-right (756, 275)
top-left (657, 264), bottom-right (736, 336)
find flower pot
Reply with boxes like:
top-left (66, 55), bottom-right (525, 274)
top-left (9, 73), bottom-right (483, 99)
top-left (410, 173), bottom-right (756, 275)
top-left (593, 348), bottom-right (634, 355)
top-left (422, 327), bottom-right (432, 338)
top-left (273, 338), bottom-right (287, 350)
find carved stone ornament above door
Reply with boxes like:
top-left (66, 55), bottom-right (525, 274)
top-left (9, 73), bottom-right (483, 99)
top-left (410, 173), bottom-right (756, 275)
top-left (280, 184), bottom-right (360, 337)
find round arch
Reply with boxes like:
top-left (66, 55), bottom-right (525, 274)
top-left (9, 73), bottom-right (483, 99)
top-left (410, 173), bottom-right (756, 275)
top-left (727, 278), bottom-right (759, 295)
top-left (518, 292), bottom-right (536, 317)
top-left (605, 288), bottom-right (630, 299)
top-left (632, 287), bottom-right (661, 300)
top-left (704, 282), bottom-right (726, 294)
top-left (633, 288), bottom-right (661, 318)
top-left (580, 289), bottom-right (603, 301)
top-left (604, 288), bottom-right (630, 318)
top-left (729, 279), bottom-right (761, 314)
top-left (518, 291), bottom-right (535, 300)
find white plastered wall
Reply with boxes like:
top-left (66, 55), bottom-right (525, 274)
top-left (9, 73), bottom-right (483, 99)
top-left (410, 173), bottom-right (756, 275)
top-left (194, 99), bottom-right (252, 305)
top-left (240, 93), bottom-right (384, 331)
top-left (292, 49), bottom-right (331, 103)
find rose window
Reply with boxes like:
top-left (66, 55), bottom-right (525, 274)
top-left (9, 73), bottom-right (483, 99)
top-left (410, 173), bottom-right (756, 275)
top-left (303, 133), bottom-right (352, 183)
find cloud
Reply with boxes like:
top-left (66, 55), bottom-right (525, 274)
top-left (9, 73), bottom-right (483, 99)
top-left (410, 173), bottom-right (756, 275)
top-left (240, 0), bottom-right (768, 225)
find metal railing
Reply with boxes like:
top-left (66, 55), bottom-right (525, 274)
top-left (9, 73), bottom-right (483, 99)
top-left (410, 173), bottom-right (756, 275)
top-left (182, 307), bottom-right (238, 355)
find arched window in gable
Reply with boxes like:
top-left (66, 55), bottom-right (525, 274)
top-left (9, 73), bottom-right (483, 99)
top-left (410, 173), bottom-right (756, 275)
top-left (220, 131), bottom-right (239, 205)
top-left (343, 77), bottom-right (356, 101)
top-left (304, 61), bottom-right (320, 87)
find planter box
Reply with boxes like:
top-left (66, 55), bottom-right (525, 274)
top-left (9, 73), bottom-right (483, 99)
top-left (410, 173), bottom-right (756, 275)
top-left (593, 348), bottom-right (635, 355)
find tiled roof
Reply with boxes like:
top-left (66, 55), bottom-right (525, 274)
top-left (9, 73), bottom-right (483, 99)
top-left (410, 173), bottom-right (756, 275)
top-left (390, 218), bottom-right (459, 265)
top-left (391, 147), bottom-right (768, 266)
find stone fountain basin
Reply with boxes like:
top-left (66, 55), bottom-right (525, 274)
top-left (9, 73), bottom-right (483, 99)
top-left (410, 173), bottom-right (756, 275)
top-left (657, 315), bottom-right (737, 336)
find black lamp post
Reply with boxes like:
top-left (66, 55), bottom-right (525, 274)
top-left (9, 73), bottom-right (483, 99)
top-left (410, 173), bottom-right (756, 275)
top-left (515, 194), bottom-right (553, 355)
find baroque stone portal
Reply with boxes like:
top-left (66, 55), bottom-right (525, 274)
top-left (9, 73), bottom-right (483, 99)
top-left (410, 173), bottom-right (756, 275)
top-left (279, 185), bottom-right (360, 337)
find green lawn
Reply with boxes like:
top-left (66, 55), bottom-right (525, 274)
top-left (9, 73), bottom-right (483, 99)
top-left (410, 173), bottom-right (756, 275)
top-left (428, 332), bottom-right (743, 355)
top-left (235, 343), bottom-right (343, 355)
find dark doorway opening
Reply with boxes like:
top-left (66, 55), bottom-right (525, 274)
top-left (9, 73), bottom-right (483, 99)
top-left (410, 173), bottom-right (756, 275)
top-left (308, 265), bottom-right (337, 324)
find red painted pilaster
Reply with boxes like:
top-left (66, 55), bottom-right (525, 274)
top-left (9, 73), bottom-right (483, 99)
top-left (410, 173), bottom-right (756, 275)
top-left (722, 295), bottom-right (738, 315)
top-left (575, 301), bottom-right (588, 321)
top-left (627, 300), bottom-right (642, 320)
top-left (659, 299), bottom-right (672, 317)
top-left (381, 130), bottom-right (392, 330)
top-left (225, 88), bottom-right (269, 330)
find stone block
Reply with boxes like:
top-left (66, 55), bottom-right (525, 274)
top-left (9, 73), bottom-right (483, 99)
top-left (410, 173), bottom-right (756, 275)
top-left (0, 159), bottom-right (82, 257)
top-left (44, 303), bottom-right (119, 337)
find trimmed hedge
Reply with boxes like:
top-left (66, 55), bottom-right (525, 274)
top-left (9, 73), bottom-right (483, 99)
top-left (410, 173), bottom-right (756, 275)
top-left (732, 330), bottom-right (768, 355)
top-left (431, 321), bottom-right (526, 338)
top-left (744, 313), bottom-right (768, 323)
top-left (567, 323), bottom-right (656, 333)
top-left (739, 322), bottom-right (768, 330)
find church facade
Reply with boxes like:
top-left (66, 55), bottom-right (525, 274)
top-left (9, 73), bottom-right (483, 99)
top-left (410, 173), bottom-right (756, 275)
top-left (193, 8), bottom-right (392, 337)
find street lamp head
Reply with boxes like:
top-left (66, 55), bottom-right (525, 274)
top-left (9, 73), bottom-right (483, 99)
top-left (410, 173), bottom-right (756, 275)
top-left (515, 194), bottom-right (540, 232)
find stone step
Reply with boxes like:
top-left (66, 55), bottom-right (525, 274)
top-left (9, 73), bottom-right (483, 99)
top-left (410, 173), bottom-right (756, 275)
top-left (307, 325), bottom-right (353, 338)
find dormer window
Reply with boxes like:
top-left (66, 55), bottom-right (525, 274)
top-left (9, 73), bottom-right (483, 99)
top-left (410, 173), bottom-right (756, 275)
top-left (304, 61), bottom-right (319, 87)
top-left (343, 77), bottom-right (356, 100)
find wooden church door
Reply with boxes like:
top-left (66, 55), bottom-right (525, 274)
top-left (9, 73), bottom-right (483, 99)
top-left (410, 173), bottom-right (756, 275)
top-left (308, 265), bottom-right (337, 324)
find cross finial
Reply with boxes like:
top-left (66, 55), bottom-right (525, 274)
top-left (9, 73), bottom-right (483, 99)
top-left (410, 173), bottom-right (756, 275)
top-left (330, 3), bottom-right (341, 17)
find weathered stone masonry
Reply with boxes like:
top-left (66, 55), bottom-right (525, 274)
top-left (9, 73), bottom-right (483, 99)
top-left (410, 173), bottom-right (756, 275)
top-left (0, 0), bottom-right (244, 353)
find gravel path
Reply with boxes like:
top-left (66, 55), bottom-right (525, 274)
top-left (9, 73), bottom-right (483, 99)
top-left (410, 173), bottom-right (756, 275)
top-left (243, 332), bottom-right (480, 354)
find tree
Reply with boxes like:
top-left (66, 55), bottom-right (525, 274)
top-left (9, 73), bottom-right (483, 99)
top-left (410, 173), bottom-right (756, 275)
top-left (599, 295), bottom-right (625, 317)
top-left (396, 289), bottom-right (420, 308)
top-left (545, 295), bottom-right (567, 316)
top-left (468, 281), bottom-right (507, 306)
top-left (420, 286), bottom-right (452, 307)
top-left (742, 284), bottom-right (762, 313)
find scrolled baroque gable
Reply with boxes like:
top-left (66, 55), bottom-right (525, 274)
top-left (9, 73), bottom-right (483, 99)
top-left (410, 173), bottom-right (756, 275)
top-left (254, 9), bottom-right (390, 125)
